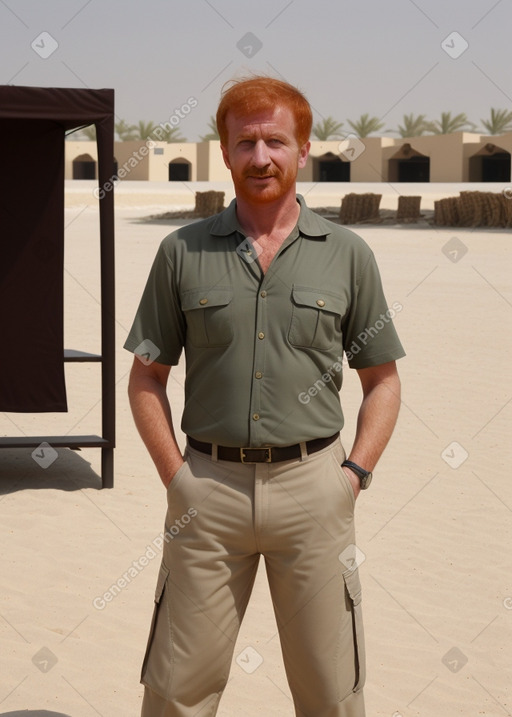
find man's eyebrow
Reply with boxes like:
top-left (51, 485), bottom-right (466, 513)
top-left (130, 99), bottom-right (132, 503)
top-left (236, 130), bottom-right (289, 142)
top-left (236, 132), bottom-right (257, 141)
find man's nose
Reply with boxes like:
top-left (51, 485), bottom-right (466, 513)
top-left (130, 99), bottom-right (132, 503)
top-left (252, 139), bottom-right (271, 167)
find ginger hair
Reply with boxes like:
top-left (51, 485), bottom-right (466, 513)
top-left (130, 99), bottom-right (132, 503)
top-left (216, 75), bottom-right (312, 147)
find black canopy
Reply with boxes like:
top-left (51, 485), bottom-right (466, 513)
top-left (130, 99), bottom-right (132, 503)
top-left (0, 86), bottom-right (115, 487)
top-left (0, 86), bottom-right (114, 412)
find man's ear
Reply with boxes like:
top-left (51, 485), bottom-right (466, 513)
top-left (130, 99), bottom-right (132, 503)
top-left (221, 144), bottom-right (231, 170)
top-left (298, 141), bottom-right (310, 170)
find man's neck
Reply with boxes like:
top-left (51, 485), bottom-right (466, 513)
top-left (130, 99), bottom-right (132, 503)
top-left (235, 190), bottom-right (300, 240)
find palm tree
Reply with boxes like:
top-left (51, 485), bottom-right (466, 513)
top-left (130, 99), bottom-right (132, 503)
top-left (133, 120), bottom-right (159, 140)
top-left (346, 114), bottom-right (385, 137)
top-left (425, 112), bottom-right (476, 134)
top-left (119, 120), bottom-right (186, 143)
top-left (115, 119), bottom-right (138, 141)
top-left (391, 113), bottom-right (429, 137)
top-left (480, 108), bottom-right (512, 135)
top-left (200, 116), bottom-right (220, 141)
top-left (311, 116), bottom-right (344, 140)
top-left (153, 125), bottom-right (186, 142)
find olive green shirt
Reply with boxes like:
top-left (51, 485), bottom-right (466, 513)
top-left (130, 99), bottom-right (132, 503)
top-left (124, 195), bottom-right (405, 447)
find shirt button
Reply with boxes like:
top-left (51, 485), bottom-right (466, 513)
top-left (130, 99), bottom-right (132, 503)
top-left (252, 413), bottom-right (260, 421)
top-left (260, 290), bottom-right (267, 298)
top-left (199, 298), bottom-right (208, 305)
top-left (255, 371), bottom-right (263, 379)
top-left (316, 299), bottom-right (325, 307)
top-left (258, 331), bottom-right (265, 339)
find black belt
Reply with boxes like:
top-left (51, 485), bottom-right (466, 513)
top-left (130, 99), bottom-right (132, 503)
top-left (187, 433), bottom-right (339, 464)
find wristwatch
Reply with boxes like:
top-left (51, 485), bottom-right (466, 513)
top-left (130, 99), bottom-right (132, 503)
top-left (342, 460), bottom-right (373, 490)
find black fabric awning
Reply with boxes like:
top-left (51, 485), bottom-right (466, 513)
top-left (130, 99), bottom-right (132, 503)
top-left (0, 86), bottom-right (114, 412)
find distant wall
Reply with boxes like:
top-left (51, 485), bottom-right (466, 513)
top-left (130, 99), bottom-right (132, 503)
top-left (65, 133), bottom-right (512, 183)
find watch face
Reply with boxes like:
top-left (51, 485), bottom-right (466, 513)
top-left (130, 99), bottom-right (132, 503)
top-left (361, 472), bottom-right (373, 490)
top-left (342, 461), bottom-right (373, 489)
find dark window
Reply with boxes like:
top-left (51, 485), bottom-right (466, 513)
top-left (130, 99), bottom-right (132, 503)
top-left (318, 159), bottom-right (350, 181)
top-left (397, 156), bottom-right (430, 182)
top-left (169, 162), bottom-right (190, 181)
top-left (481, 153), bottom-right (510, 182)
top-left (73, 158), bottom-right (96, 179)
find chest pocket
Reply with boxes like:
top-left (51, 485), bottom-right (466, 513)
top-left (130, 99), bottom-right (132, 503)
top-left (181, 287), bottom-right (234, 348)
top-left (288, 285), bottom-right (346, 351)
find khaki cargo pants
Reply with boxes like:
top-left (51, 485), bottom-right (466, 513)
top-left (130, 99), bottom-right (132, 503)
top-left (140, 438), bottom-right (366, 717)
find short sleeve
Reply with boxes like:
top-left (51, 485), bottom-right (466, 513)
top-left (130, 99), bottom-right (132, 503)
top-left (123, 238), bottom-right (185, 366)
top-left (342, 251), bottom-right (405, 368)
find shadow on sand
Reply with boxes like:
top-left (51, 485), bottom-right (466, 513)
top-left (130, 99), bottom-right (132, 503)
top-left (0, 446), bottom-right (102, 494)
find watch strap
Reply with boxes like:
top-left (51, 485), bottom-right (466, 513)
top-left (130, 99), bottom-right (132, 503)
top-left (341, 460), bottom-right (370, 479)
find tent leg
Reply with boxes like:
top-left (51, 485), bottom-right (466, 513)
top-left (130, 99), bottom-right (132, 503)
top-left (101, 447), bottom-right (114, 489)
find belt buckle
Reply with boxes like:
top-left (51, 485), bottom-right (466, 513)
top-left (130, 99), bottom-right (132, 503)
top-left (240, 447), bottom-right (272, 463)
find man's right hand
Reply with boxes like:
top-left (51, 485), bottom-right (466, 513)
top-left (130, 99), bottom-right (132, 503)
top-left (164, 459), bottom-right (185, 489)
top-left (128, 357), bottom-right (186, 489)
top-left (341, 466), bottom-right (361, 500)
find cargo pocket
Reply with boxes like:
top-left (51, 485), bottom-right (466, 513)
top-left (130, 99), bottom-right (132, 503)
top-left (288, 285), bottom-right (346, 351)
top-left (342, 567), bottom-right (366, 694)
top-left (181, 286), bottom-right (233, 348)
top-left (140, 561), bottom-right (173, 697)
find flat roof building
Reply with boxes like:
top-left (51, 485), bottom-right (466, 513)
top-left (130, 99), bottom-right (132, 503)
top-left (65, 133), bottom-right (512, 185)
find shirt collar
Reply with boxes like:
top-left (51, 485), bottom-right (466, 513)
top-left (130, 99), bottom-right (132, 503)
top-left (210, 194), bottom-right (331, 239)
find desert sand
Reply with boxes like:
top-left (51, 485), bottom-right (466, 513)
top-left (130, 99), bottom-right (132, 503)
top-left (1, 181), bottom-right (511, 716)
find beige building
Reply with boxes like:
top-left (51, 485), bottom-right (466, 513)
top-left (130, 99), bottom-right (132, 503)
top-left (65, 133), bottom-right (512, 184)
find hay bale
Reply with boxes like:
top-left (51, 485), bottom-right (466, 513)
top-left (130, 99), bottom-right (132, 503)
top-left (500, 192), bottom-right (512, 227)
top-left (485, 192), bottom-right (505, 227)
top-left (434, 197), bottom-right (459, 226)
top-left (365, 193), bottom-right (382, 220)
top-left (472, 192), bottom-right (488, 227)
top-left (433, 199), bottom-right (445, 225)
top-left (396, 196), bottom-right (422, 222)
top-left (194, 190), bottom-right (225, 217)
top-left (458, 191), bottom-right (480, 227)
top-left (339, 193), bottom-right (358, 224)
top-left (458, 191), bottom-right (507, 227)
top-left (435, 190), bottom-right (512, 228)
top-left (448, 197), bottom-right (460, 226)
top-left (339, 193), bottom-right (381, 224)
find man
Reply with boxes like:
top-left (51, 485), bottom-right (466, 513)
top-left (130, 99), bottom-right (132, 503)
top-left (125, 76), bottom-right (405, 717)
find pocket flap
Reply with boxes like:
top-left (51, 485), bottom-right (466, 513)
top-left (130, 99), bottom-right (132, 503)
top-left (154, 561), bottom-right (170, 603)
top-left (291, 285), bottom-right (345, 315)
top-left (342, 567), bottom-right (362, 606)
top-left (181, 287), bottom-right (233, 311)
top-left (341, 565), bottom-right (366, 693)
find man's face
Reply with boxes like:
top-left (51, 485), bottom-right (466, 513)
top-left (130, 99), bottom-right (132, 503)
top-left (221, 105), bottom-right (310, 205)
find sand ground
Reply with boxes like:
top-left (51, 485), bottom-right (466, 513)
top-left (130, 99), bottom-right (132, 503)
top-left (1, 182), bottom-right (511, 716)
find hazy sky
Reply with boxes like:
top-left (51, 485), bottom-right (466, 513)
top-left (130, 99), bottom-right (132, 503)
top-left (1, 0), bottom-right (511, 140)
